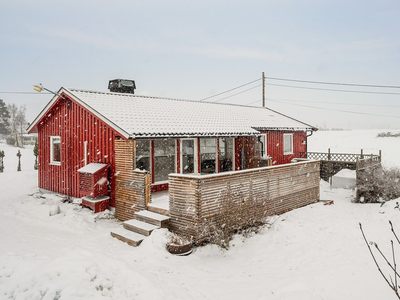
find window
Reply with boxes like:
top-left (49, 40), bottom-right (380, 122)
top-left (260, 134), bottom-right (267, 158)
top-left (200, 138), bottom-right (216, 174)
top-left (136, 140), bottom-right (150, 171)
top-left (50, 136), bottom-right (61, 165)
top-left (219, 138), bottom-right (234, 172)
top-left (154, 139), bottom-right (176, 182)
top-left (283, 134), bottom-right (293, 154)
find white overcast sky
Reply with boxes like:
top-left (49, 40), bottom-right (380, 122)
top-left (1, 0), bottom-right (400, 129)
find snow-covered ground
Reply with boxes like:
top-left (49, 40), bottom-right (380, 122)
top-left (1, 130), bottom-right (400, 300)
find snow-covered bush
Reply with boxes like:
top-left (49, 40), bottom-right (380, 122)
top-left (197, 186), bottom-right (269, 249)
top-left (356, 166), bottom-right (400, 203)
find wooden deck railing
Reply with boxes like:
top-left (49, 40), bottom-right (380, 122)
top-left (168, 160), bottom-right (320, 241)
top-left (299, 149), bottom-right (381, 163)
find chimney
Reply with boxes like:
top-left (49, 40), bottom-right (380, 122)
top-left (108, 79), bottom-right (136, 94)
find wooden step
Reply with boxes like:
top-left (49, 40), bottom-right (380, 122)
top-left (110, 227), bottom-right (146, 247)
top-left (147, 204), bottom-right (170, 217)
top-left (123, 219), bottom-right (159, 236)
top-left (134, 210), bottom-right (170, 228)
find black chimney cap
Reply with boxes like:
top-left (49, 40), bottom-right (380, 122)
top-left (108, 79), bottom-right (136, 94)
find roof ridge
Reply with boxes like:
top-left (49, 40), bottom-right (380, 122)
top-left (67, 88), bottom-right (273, 111)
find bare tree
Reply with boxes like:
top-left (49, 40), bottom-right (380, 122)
top-left (16, 105), bottom-right (26, 147)
top-left (7, 104), bottom-right (18, 147)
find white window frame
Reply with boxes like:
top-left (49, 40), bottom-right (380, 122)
top-left (283, 133), bottom-right (293, 155)
top-left (260, 133), bottom-right (268, 158)
top-left (84, 141), bottom-right (88, 166)
top-left (50, 136), bottom-right (61, 166)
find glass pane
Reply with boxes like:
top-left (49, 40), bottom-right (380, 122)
top-left (284, 135), bottom-right (293, 153)
top-left (154, 139), bottom-right (176, 182)
top-left (200, 138), bottom-right (216, 174)
top-left (52, 137), bottom-right (61, 162)
top-left (219, 138), bottom-right (234, 172)
top-left (182, 139), bottom-right (195, 174)
top-left (136, 140), bottom-right (150, 171)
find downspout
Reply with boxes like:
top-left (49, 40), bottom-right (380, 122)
top-left (305, 130), bottom-right (314, 158)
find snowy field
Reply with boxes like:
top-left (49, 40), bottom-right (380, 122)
top-left (1, 130), bottom-right (400, 299)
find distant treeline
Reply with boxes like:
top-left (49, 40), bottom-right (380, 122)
top-left (377, 132), bottom-right (400, 137)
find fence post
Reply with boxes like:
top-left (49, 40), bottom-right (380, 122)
top-left (379, 150), bottom-right (382, 163)
top-left (361, 149), bottom-right (364, 159)
top-left (356, 157), bottom-right (360, 202)
top-left (328, 148), bottom-right (331, 160)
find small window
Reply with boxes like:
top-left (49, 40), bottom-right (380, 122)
top-left (283, 134), bottom-right (293, 155)
top-left (50, 136), bottom-right (61, 165)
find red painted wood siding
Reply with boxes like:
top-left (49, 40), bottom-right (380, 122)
top-left (262, 130), bottom-right (306, 165)
top-left (36, 95), bottom-right (119, 206)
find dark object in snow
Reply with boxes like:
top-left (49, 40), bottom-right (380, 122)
top-left (108, 79), bottom-right (136, 94)
top-left (33, 138), bottom-right (38, 170)
top-left (0, 150), bottom-right (4, 172)
top-left (324, 200), bottom-right (334, 205)
top-left (395, 202), bottom-right (399, 210)
top-left (16, 150), bottom-right (21, 171)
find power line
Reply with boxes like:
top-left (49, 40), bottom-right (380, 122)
top-left (265, 76), bottom-right (400, 89)
top-left (212, 84), bottom-right (262, 103)
top-left (266, 82), bottom-right (400, 95)
top-left (267, 98), bottom-right (400, 119)
top-left (269, 97), bottom-right (400, 108)
top-left (200, 78), bottom-right (262, 101)
top-left (0, 92), bottom-right (52, 94)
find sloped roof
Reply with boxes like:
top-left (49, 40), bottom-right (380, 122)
top-left (28, 87), bottom-right (316, 139)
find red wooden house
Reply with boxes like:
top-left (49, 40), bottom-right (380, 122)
top-left (27, 81), bottom-right (317, 211)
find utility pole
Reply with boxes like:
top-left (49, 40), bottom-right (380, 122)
top-left (262, 72), bottom-right (265, 107)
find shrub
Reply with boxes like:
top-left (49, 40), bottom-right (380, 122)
top-left (356, 166), bottom-right (400, 203)
top-left (197, 185), bottom-right (270, 249)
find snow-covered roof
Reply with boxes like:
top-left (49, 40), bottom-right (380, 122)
top-left (28, 87), bottom-right (316, 139)
top-left (77, 163), bottom-right (108, 174)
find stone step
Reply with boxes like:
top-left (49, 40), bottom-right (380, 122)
top-left (123, 219), bottom-right (159, 236)
top-left (110, 227), bottom-right (146, 247)
top-left (147, 204), bottom-right (170, 217)
top-left (134, 210), bottom-right (170, 228)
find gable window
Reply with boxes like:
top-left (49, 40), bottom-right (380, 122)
top-left (283, 134), bottom-right (293, 155)
top-left (50, 136), bottom-right (61, 165)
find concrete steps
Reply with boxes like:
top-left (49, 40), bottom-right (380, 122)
top-left (110, 210), bottom-right (170, 247)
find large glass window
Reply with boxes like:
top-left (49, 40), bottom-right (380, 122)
top-left (154, 139), bottom-right (176, 182)
top-left (50, 136), bottom-right (61, 165)
top-left (200, 138), bottom-right (216, 174)
top-left (181, 139), bottom-right (196, 174)
top-left (219, 138), bottom-right (234, 172)
top-left (136, 140), bottom-right (150, 171)
top-left (284, 134), bottom-right (293, 154)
